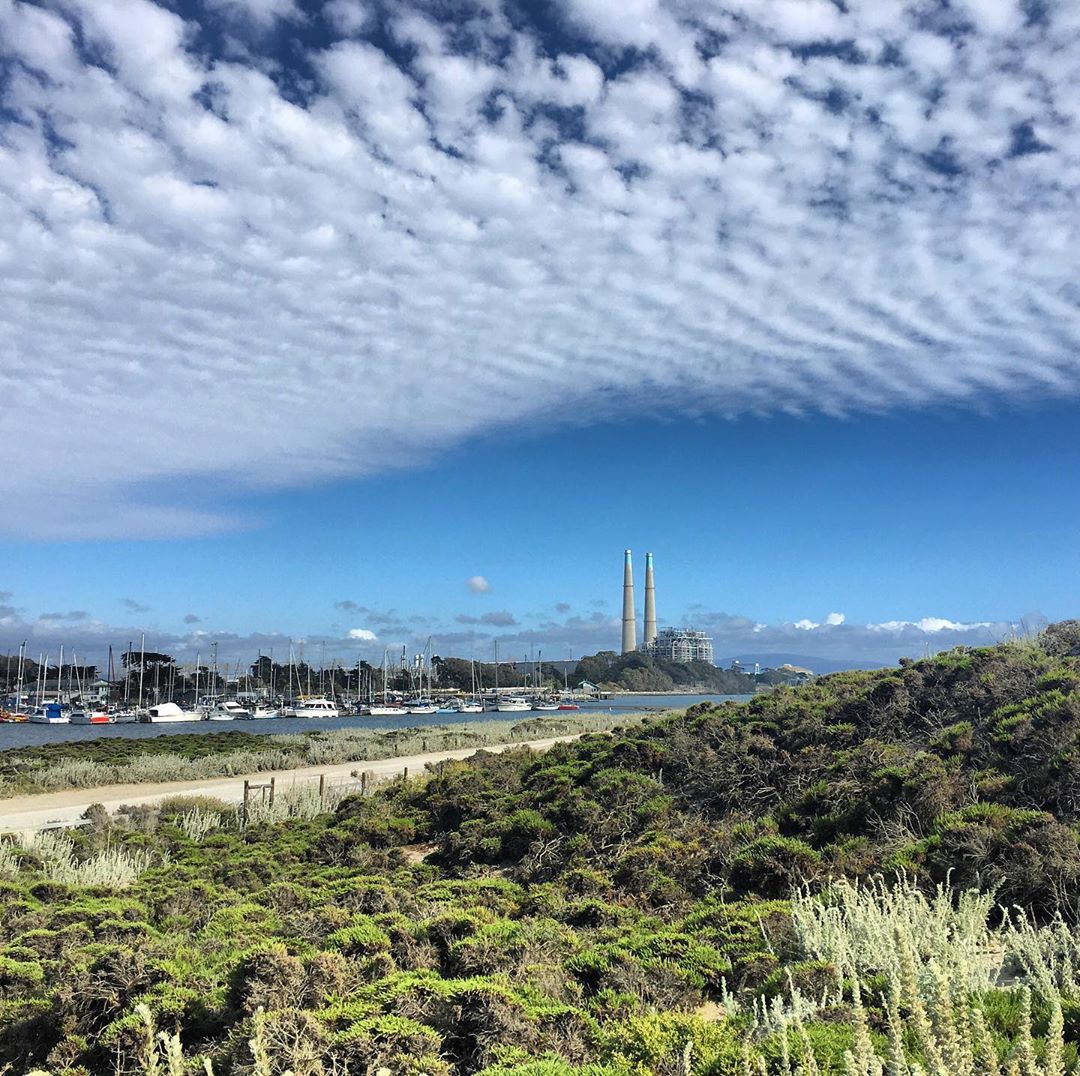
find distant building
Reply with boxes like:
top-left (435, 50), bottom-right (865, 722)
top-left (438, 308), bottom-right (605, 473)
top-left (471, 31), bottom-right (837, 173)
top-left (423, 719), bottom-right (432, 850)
top-left (644, 627), bottom-right (714, 664)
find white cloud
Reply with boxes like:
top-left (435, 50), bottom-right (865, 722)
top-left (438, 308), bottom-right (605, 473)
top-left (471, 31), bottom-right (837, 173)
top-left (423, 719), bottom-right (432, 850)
top-left (348, 627), bottom-right (377, 641)
top-left (203, 0), bottom-right (301, 27)
top-left (323, 0), bottom-right (368, 35)
top-left (825, 612), bottom-right (846, 626)
top-left (467, 576), bottom-right (491, 594)
top-left (0, 0), bottom-right (1077, 537)
top-left (867, 617), bottom-right (993, 633)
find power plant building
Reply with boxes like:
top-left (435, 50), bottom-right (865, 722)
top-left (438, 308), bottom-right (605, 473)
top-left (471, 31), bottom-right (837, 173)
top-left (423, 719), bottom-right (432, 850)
top-left (645, 627), bottom-right (714, 664)
top-left (618, 549), bottom-right (713, 663)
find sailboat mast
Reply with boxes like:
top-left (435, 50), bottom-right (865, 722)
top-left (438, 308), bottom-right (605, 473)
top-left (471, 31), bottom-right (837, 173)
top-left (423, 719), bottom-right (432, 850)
top-left (14, 640), bottom-right (25, 712)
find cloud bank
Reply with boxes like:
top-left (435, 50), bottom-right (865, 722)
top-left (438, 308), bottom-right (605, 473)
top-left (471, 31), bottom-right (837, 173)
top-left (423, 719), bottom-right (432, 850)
top-left (0, 0), bottom-right (1077, 537)
top-left (0, 588), bottom-right (1038, 670)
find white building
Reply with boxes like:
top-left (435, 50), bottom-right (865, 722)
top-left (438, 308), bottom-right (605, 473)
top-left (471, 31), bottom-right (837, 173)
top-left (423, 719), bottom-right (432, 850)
top-left (643, 627), bottom-right (714, 664)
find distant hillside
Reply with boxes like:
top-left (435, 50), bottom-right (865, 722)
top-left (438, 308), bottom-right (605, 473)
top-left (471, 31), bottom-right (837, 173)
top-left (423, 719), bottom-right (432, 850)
top-left (572, 649), bottom-right (755, 692)
top-left (719, 652), bottom-right (890, 674)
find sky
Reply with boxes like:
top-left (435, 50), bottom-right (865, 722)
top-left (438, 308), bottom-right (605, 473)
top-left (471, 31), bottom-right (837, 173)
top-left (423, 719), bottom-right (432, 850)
top-left (1, 0), bottom-right (1078, 670)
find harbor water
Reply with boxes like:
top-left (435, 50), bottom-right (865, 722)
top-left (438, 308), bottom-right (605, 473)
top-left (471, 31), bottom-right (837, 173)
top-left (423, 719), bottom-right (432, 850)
top-left (0, 694), bottom-right (750, 749)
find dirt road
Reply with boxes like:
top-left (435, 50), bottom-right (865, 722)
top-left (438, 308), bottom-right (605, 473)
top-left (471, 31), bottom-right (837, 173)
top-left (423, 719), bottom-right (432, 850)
top-left (0, 735), bottom-right (575, 833)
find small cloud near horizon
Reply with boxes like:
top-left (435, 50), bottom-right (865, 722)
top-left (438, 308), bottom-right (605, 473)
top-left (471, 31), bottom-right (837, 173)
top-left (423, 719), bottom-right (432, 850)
top-left (121, 599), bottom-right (150, 614)
top-left (183, 614), bottom-right (201, 624)
top-left (348, 628), bottom-right (377, 641)
top-left (467, 576), bottom-right (491, 594)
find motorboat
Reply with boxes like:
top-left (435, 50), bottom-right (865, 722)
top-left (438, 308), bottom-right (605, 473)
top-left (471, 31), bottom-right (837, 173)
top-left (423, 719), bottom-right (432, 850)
top-left (29, 703), bottom-right (69, 724)
top-left (112, 710), bottom-right (139, 724)
top-left (533, 701), bottom-right (560, 711)
top-left (144, 703), bottom-right (200, 723)
top-left (207, 700), bottom-right (250, 721)
top-left (459, 698), bottom-right (484, 714)
top-left (436, 702), bottom-right (461, 714)
top-left (283, 697), bottom-right (340, 719)
top-left (369, 704), bottom-right (409, 716)
top-left (405, 698), bottom-right (437, 715)
top-left (496, 696), bottom-right (531, 713)
top-left (70, 709), bottom-right (112, 724)
top-left (557, 703), bottom-right (580, 711)
top-left (247, 706), bottom-right (279, 719)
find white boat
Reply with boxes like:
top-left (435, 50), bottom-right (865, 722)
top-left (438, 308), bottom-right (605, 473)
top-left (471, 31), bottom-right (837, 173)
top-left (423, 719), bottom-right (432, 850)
top-left (369, 704), bottom-right (409, 716)
top-left (207, 700), bottom-right (250, 721)
top-left (248, 706), bottom-right (279, 719)
top-left (459, 698), bottom-right (484, 714)
top-left (533, 701), bottom-right (560, 711)
top-left (112, 709), bottom-right (139, 724)
top-left (29, 703), bottom-right (69, 724)
top-left (406, 698), bottom-right (437, 714)
top-left (145, 702), bottom-right (201, 723)
top-left (283, 697), bottom-right (340, 719)
top-left (497, 696), bottom-right (531, 712)
top-left (70, 710), bottom-right (112, 724)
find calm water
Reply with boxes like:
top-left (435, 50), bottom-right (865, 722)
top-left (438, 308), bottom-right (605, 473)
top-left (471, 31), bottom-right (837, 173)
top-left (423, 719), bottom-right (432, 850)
top-left (0, 694), bottom-right (750, 750)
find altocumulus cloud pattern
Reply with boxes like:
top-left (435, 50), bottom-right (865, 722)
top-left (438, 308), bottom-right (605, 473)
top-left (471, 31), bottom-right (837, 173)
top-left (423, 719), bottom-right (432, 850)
top-left (1, 0), bottom-right (1078, 538)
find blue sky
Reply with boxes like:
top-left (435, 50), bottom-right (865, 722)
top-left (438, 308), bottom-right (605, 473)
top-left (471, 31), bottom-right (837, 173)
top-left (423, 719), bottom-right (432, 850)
top-left (3, 404), bottom-right (1077, 667)
top-left (1, 0), bottom-right (1078, 668)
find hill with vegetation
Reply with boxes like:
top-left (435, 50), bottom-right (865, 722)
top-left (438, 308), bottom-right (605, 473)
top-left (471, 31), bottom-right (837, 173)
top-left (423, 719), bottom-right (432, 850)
top-left (571, 650), bottom-right (756, 692)
top-left (5, 623), bottom-right (1080, 1074)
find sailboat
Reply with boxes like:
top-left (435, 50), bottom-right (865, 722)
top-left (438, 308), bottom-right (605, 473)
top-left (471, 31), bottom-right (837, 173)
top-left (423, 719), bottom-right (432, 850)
top-left (459, 658), bottom-right (483, 713)
top-left (369, 649), bottom-right (408, 716)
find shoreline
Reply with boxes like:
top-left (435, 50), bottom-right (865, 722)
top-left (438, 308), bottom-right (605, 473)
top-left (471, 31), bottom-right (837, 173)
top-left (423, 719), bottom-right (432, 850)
top-left (0, 734), bottom-right (578, 834)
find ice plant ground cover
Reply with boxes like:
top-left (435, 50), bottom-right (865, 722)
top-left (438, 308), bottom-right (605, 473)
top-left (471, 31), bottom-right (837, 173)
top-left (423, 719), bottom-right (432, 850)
top-left (6, 623), bottom-right (1080, 1074)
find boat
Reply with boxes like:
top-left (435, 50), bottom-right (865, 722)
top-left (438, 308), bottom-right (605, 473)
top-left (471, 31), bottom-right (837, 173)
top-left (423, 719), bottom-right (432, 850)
top-left (283, 697), bottom-right (340, 719)
top-left (459, 698), bottom-right (484, 714)
top-left (370, 704), bottom-right (409, 716)
top-left (248, 706), bottom-right (279, 719)
top-left (557, 703), bottom-right (580, 711)
top-left (111, 710), bottom-right (139, 724)
top-left (207, 700), bottom-right (250, 721)
top-left (144, 702), bottom-right (201, 723)
top-left (70, 710), bottom-right (112, 724)
top-left (436, 702), bottom-right (461, 714)
top-left (533, 701), bottom-right (560, 712)
top-left (497, 696), bottom-right (531, 713)
top-left (29, 703), bottom-right (69, 724)
top-left (406, 698), bottom-right (437, 715)
top-left (0, 709), bottom-right (28, 723)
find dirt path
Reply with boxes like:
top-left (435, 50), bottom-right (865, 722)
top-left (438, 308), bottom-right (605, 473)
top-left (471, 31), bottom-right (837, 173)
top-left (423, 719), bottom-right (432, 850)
top-left (0, 735), bottom-right (576, 833)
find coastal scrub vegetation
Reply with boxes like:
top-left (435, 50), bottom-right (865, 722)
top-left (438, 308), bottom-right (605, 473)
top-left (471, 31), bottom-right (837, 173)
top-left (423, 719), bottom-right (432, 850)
top-left (5, 622), bottom-right (1080, 1074)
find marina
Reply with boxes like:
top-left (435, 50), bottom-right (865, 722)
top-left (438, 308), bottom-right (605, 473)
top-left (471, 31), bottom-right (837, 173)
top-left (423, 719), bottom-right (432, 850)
top-left (0, 694), bottom-right (744, 748)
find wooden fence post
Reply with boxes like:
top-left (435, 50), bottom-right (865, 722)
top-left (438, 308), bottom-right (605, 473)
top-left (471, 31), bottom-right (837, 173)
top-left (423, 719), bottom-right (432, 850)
top-left (269, 776), bottom-right (276, 807)
top-left (361, 771), bottom-right (369, 796)
top-left (319, 773), bottom-right (326, 805)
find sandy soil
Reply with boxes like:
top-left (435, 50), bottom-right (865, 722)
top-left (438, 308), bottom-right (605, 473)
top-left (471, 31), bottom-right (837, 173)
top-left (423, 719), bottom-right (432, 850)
top-left (0, 735), bottom-right (576, 833)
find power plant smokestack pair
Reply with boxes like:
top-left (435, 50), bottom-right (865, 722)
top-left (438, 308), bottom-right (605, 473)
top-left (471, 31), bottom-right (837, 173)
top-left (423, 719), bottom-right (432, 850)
top-left (620, 549), bottom-right (658, 654)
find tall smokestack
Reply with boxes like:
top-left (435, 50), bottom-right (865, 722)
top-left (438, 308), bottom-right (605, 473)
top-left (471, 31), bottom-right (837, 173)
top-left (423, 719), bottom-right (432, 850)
top-left (621, 549), bottom-right (636, 654)
top-left (644, 552), bottom-right (657, 647)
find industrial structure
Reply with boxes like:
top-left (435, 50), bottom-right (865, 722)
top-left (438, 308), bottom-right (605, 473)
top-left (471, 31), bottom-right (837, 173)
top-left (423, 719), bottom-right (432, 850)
top-left (621, 549), bottom-right (636, 654)
top-left (646, 627), bottom-right (715, 664)
top-left (619, 549), bottom-right (714, 663)
top-left (643, 552), bottom-right (657, 648)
